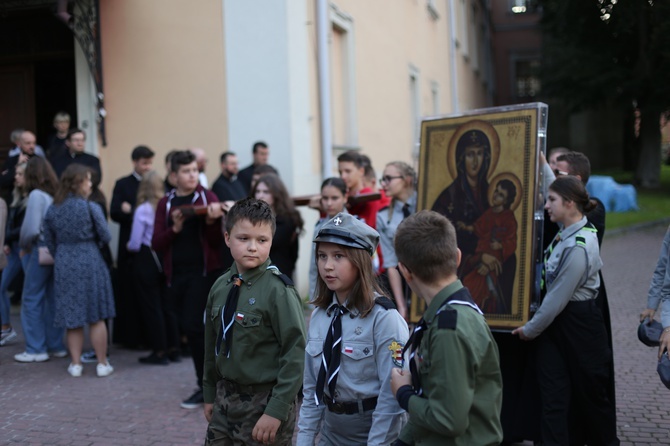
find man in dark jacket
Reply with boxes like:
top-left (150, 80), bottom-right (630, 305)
top-left (109, 145), bottom-right (155, 347)
top-left (49, 129), bottom-right (101, 179)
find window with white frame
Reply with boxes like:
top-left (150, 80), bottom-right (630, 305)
top-left (329, 8), bottom-right (358, 151)
top-left (514, 58), bottom-right (541, 98)
top-left (510, 0), bottom-right (538, 14)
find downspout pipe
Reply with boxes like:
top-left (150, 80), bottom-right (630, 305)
top-left (316, 0), bottom-right (333, 179)
top-left (448, 0), bottom-right (460, 113)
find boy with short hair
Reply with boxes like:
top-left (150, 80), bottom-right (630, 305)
top-left (203, 197), bottom-right (306, 445)
top-left (152, 150), bottom-right (224, 409)
top-left (337, 151), bottom-right (388, 228)
top-left (390, 210), bottom-right (503, 445)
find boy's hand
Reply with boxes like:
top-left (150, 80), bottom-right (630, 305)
top-left (171, 209), bottom-right (185, 233)
top-left (511, 326), bottom-right (530, 341)
top-left (221, 200), bottom-right (235, 213)
top-left (252, 414), bottom-right (281, 444)
top-left (205, 203), bottom-right (224, 224)
top-left (390, 368), bottom-right (412, 396)
top-left (203, 403), bottom-right (213, 423)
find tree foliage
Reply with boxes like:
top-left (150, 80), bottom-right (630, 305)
top-left (538, 0), bottom-right (670, 187)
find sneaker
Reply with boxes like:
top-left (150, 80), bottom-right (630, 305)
top-left (50, 350), bottom-right (68, 358)
top-left (67, 363), bottom-right (83, 377)
top-left (14, 351), bottom-right (49, 362)
top-left (80, 350), bottom-right (98, 363)
top-left (138, 352), bottom-right (169, 365)
top-left (180, 389), bottom-right (204, 409)
top-left (167, 350), bottom-right (182, 363)
top-left (96, 361), bottom-right (114, 377)
top-left (0, 328), bottom-right (17, 346)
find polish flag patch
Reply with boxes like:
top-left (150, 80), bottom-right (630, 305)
top-left (343, 346), bottom-right (354, 354)
top-left (235, 313), bottom-right (245, 322)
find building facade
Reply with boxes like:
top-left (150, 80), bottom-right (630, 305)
top-left (0, 0), bottom-right (493, 294)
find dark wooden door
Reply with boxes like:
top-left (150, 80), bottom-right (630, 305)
top-left (0, 64), bottom-right (35, 164)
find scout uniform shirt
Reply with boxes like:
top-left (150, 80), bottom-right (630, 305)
top-left (523, 216), bottom-right (602, 339)
top-left (297, 294), bottom-right (409, 446)
top-left (203, 258), bottom-right (307, 422)
top-left (398, 281), bottom-right (503, 446)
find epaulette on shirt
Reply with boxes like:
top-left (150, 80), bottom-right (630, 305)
top-left (575, 235), bottom-right (586, 247)
top-left (267, 265), bottom-right (294, 287)
top-left (375, 296), bottom-right (396, 310)
top-left (437, 307), bottom-right (458, 330)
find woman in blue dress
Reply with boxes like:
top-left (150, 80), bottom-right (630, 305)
top-left (43, 164), bottom-right (115, 378)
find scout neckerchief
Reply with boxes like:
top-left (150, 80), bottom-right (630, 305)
top-left (216, 274), bottom-right (243, 358)
top-left (541, 221), bottom-right (597, 291)
top-left (402, 287), bottom-right (482, 395)
top-left (315, 300), bottom-right (349, 405)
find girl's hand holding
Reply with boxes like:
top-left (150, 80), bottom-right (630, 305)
top-left (511, 326), bottom-right (530, 341)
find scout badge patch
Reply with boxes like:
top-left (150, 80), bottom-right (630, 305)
top-left (388, 341), bottom-right (404, 367)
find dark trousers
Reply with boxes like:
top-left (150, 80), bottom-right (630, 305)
top-left (133, 245), bottom-right (174, 353)
top-left (536, 300), bottom-right (619, 446)
top-left (166, 269), bottom-right (221, 388)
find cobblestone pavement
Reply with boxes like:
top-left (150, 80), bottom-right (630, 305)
top-left (0, 224), bottom-right (668, 445)
top-left (605, 224), bottom-right (670, 445)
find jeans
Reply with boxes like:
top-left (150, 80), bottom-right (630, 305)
top-left (0, 244), bottom-right (23, 326)
top-left (20, 249), bottom-right (65, 354)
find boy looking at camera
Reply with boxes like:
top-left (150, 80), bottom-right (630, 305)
top-left (203, 197), bottom-right (306, 445)
top-left (390, 210), bottom-right (502, 445)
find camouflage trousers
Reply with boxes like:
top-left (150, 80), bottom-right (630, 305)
top-left (204, 380), bottom-right (296, 446)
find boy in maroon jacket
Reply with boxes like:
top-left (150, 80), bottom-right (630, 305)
top-left (153, 150), bottom-right (224, 409)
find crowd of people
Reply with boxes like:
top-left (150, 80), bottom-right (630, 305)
top-left (0, 117), bottom-right (642, 445)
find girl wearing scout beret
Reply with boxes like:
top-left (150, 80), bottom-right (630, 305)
top-left (297, 213), bottom-right (409, 446)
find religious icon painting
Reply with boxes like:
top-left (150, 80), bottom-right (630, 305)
top-left (412, 103), bottom-right (549, 330)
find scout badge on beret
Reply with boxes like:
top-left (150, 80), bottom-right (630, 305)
top-left (313, 212), bottom-right (380, 256)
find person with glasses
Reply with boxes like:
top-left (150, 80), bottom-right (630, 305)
top-left (377, 162), bottom-right (417, 320)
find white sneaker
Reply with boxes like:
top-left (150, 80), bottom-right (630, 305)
top-left (67, 363), bottom-right (83, 377)
top-left (14, 351), bottom-right (49, 362)
top-left (0, 328), bottom-right (17, 346)
top-left (50, 350), bottom-right (68, 358)
top-left (96, 361), bottom-right (114, 377)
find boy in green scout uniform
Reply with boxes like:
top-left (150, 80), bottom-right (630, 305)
top-left (203, 198), bottom-right (306, 445)
top-left (390, 210), bottom-right (503, 446)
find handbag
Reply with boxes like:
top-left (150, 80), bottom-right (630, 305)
top-left (38, 246), bottom-right (55, 266)
top-left (88, 203), bottom-right (114, 270)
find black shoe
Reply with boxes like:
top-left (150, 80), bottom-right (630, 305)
top-left (167, 350), bottom-right (182, 363)
top-left (81, 349), bottom-right (110, 363)
top-left (138, 352), bottom-right (169, 365)
top-left (180, 389), bottom-right (204, 409)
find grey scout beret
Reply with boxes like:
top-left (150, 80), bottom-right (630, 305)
top-left (313, 212), bottom-right (379, 256)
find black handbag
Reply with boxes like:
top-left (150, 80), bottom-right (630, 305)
top-left (88, 203), bottom-right (114, 270)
